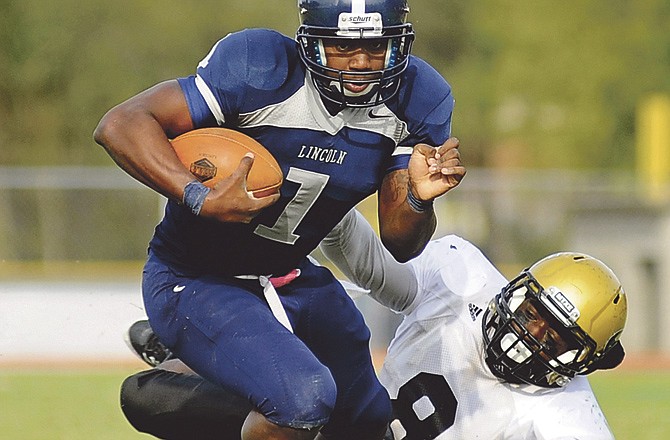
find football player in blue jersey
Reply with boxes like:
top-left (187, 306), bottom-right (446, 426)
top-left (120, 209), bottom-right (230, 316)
top-left (94, 1), bottom-right (464, 439)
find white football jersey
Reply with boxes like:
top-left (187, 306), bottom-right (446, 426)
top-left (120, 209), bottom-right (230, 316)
top-left (320, 210), bottom-right (615, 440)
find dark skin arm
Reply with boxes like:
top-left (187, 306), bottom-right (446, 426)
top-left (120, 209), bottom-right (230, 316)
top-left (378, 137), bottom-right (465, 262)
top-left (93, 80), bottom-right (279, 223)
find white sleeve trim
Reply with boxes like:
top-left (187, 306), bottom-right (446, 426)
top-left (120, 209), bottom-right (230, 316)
top-left (392, 146), bottom-right (413, 156)
top-left (194, 74), bottom-right (225, 125)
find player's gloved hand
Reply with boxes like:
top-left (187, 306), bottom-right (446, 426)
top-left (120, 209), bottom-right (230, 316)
top-left (199, 153), bottom-right (281, 223)
top-left (408, 137), bottom-right (466, 203)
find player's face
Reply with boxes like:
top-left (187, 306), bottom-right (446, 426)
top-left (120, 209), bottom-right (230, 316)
top-left (322, 39), bottom-right (387, 94)
top-left (512, 298), bottom-right (578, 359)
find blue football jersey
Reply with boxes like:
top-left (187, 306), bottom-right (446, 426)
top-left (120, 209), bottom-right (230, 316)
top-left (149, 28), bottom-right (454, 276)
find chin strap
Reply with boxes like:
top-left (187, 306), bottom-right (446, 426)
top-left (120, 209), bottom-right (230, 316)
top-left (582, 341), bottom-right (625, 375)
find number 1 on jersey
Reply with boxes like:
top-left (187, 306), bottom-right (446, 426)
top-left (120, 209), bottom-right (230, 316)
top-left (254, 167), bottom-right (329, 244)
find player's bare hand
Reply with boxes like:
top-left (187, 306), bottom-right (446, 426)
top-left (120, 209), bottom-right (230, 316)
top-left (408, 137), bottom-right (466, 201)
top-left (199, 154), bottom-right (280, 223)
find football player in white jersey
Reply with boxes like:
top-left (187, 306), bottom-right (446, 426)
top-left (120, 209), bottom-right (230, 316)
top-left (122, 209), bottom-right (627, 440)
top-left (322, 210), bottom-right (626, 440)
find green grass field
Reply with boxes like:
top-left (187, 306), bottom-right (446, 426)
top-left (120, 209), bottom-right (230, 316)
top-left (0, 367), bottom-right (151, 440)
top-left (589, 369), bottom-right (670, 439)
top-left (0, 367), bottom-right (668, 439)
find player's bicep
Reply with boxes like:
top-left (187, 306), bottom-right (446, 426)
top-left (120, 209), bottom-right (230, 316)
top-left (132, 80), bottom-right (194, 138)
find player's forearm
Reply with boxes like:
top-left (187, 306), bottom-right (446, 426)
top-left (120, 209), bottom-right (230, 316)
top-left (381, 202), bottom-right (436, 262)
top-left (320, 210), bottom-right (417, 312)
top-left (378, 171), bottom-right (437, 262)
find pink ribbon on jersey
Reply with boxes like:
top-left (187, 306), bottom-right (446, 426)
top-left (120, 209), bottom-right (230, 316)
top-left (269, 269), bottom-right (301, 288)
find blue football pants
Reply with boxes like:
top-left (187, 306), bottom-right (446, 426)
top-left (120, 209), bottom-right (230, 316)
top-left (142, 252), bottom-right (391, 437)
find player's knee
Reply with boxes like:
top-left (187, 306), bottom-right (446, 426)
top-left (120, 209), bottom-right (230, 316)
top-left (355, 386), bottom-right (393, 437)
top-left (261, 364), bottom-right (338, 429)
top-left (322, 378), bottom-right (392, 439)
top-left (120, 372), bottom-right (157, 434)
top-left (120, 369), bottom-right (250, 440)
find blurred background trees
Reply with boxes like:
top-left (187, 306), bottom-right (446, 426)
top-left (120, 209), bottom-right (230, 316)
top-left (0, 0), bottom-right (668, 263)
top-left (0, 0), bottom-right (668, 169)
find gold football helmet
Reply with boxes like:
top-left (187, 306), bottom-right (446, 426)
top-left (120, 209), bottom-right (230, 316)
top-left (482, 252), bottom-right (627, 387)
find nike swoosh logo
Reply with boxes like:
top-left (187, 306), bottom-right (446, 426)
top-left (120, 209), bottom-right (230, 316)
top-left (173, 285), bottom-right (186, 293)
top-left (368, 109), bottom-right (392, 119)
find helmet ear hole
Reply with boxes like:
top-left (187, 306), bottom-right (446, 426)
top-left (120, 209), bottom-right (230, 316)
top-left (613, 291), bottom-right (623, 304)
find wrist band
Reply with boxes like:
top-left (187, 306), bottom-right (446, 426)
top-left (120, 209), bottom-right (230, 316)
top-left (182, 180), bottom-right (211, 216)
top-left (406, 187), bottom-right (434, 213)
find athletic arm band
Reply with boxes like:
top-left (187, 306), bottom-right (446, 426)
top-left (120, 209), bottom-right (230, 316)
top-left (406, 186), bottom-right (434, 213)
top-left (182, 180), bottom-right (211, 215)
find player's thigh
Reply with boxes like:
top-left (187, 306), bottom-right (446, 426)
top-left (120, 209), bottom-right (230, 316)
top-left (142, 261), bottom-right (336, 428)
top-left (291, 263), bottom-right (374, 368)
top-left (289, 264), bottom-right (391, 436)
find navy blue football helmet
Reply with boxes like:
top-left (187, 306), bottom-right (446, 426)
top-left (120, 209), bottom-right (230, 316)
top-left (296, 0), bottom-right (415, 108)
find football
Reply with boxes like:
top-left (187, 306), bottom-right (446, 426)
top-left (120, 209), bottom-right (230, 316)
top-left (170, 127), bottom-right (283, 198)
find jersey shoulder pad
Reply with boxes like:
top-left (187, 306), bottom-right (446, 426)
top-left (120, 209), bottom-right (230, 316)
top-left (393, 56), bottom-right (455, 146)
top-left (417, 235), bottom-right (506, 301)
top-left (399, 56), bottom-right (453, 113)
top-left (198, 28), bottom-right (300, 92)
